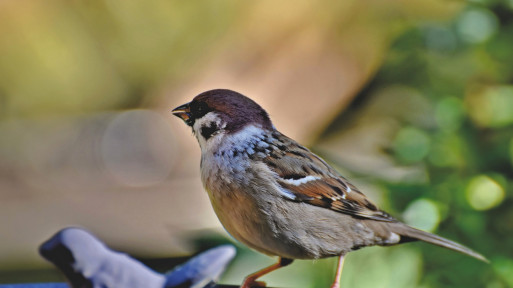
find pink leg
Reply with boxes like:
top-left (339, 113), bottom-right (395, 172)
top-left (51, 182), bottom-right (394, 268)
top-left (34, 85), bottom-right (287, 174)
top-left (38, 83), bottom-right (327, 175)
top-left (330, 255), bottom-right (345, 288)
top-left (241, 258), bottom-right (293, 288)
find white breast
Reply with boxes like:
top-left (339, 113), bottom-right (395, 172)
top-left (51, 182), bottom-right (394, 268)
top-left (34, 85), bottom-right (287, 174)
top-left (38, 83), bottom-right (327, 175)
top-left (199, 124), bottom-right (267, 189)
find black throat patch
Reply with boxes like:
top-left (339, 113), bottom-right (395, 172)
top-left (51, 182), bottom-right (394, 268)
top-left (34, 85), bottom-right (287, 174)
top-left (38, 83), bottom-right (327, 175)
top-left (200, 121), bottom-right (218, 140)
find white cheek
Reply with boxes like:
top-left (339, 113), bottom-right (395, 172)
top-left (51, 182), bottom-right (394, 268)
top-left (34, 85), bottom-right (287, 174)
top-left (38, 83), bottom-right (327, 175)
top-left (193, 112), bottom-right (225, 151)
top-left (201, 134), bottom-right (224, 155)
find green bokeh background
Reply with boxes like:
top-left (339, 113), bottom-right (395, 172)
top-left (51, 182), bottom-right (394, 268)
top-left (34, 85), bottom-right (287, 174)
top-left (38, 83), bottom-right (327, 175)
top-left (0, 0), bottom-right (512, 287)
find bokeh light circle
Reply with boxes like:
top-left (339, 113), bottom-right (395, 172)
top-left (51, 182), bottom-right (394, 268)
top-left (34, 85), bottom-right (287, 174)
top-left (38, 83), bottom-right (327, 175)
top-left (101, 110), bottom-right (177, 187)
top-left (403, 198), bottom-right (441, 232)
top-left (466, 175), bottom-right (505, 211)
top-left (456, 8), bottom-right (498, 44)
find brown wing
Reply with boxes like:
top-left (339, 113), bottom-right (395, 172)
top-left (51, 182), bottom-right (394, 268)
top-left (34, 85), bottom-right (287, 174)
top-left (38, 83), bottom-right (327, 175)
top-left (260, 131), bottom-right (396, 222)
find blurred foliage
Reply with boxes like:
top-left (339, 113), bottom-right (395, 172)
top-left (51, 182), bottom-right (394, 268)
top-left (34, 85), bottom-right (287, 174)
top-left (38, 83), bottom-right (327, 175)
top-left (315, 1), bottom-right (513, 287)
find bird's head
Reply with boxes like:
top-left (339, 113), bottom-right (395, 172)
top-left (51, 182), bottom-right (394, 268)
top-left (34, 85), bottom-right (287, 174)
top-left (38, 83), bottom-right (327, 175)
top-left (172, 89), bottom-right (274, 149)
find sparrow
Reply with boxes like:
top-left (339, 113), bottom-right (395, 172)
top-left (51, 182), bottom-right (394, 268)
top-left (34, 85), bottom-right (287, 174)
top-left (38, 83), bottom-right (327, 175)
top-left (39, 227), bottom-right (236, 288)
top-left (172, 89), bottom-right (487, 288)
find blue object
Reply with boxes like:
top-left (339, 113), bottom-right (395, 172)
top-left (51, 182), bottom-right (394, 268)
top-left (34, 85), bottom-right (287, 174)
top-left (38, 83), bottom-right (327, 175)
top-left (35, 227), bottom-right (236, 288)
top-left (165, 245), bottom-right (236, 288)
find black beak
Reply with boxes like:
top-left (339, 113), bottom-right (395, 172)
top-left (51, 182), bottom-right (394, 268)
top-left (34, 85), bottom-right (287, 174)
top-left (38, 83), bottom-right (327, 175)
top-left (172, 102), bottom-right (193, 126)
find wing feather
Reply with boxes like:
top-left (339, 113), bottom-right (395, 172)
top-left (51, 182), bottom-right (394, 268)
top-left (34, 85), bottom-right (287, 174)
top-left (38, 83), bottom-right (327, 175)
top-left (260, 132), bottom-right (396, 222)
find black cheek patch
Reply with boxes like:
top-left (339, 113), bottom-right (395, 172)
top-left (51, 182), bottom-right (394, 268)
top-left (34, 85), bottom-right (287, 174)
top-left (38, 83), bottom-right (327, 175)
top-left (200, 122), bottom-right (218, 140)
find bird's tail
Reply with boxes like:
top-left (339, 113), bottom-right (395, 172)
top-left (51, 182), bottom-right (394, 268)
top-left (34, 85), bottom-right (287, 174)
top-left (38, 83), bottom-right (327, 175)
top-left (390, 223), bottom-right (488, 263)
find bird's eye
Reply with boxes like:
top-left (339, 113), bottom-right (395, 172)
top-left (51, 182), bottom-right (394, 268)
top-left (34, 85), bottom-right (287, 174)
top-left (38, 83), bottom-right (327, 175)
top-left (200, 122), bottom-right (218, 140)
top-left (193, 102), bottom-right (209, 118)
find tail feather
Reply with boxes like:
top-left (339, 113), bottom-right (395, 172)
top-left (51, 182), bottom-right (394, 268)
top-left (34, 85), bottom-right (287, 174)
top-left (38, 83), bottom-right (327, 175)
top-left (391, 223), bottom-right (488, 263)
